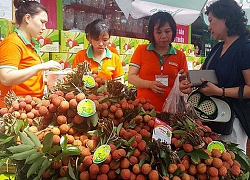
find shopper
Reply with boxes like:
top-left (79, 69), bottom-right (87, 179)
top-left (194, 43), bottom-right (201, 57)
top-left (0, 0), bottom-right (61, 108)
top-left (72, 19), bottom-right (124, 81)
top-left (128, 12), bottom-right (188, 112)
top-left (179, 0), bottom-right (250, 152)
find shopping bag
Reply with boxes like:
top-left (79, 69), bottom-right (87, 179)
top-left (162, 74), bottom-right (186, 113)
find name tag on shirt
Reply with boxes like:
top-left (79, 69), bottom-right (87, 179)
top-left (155, 75), bottom-right (168, 86)
top-left (107, 66), bottom-right (115, 70)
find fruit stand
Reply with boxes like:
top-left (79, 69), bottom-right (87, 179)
top-left (0, 63), bottom-right (250, 180)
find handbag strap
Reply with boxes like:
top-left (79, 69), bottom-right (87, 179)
top-left (238, 85), bottom-right (244, 101)
top-left (204, 44), bottom-right (221, 70)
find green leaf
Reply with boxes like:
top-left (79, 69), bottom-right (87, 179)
top-left (25, 151), bottom-right (44, 164)
top-left (241, 172), bottom-right (250, 180)
top-left (42, 132), bottom-right (53, 153)
top-left (60, 135), bottom-right (68, 151)
top-left (66, 146), bottom-right (81, 153)
top-left (0, 136), bottom-right (15, 145)
top-left (27, 156), bottom-right (46, 178)
top-left (37, 158), bottom-right (51, 178)
top-left (7, 144), bottom-right (34, 154)
top-left (55, 147), bottom-right (81, 160)
top-left (235, 152), bottom-right (250, 172)
top-left (139, 156), bottom-right (147, 167)
top-left (87, 130), bottom-right (98, 136)
top-left (138, 107), bottom-right (146, 116)
top-left (19, 132), bottom-right (35, 146)
top-left (172, 130), bottom-right (186, 135)
top-left (177, 150), bottom-right (186, 159)
top-left (0, 157), bottom-right (9, 167)
top-left (0, 132), bottom-right (10, 140)
top-left (98, 95), bottom-right (109, 103)
top-left (187, 152), bottom-right (199, 165)
top-left (25, 131), bottom-right (41, 148)
top-left (127, 136), bottom-right (136, 146)
top-left (68, 161), bottom-right (77, 180)
top-left (0, 151), bottom-right (11, 158)
top-left (149, 109), bottom-right (157, 117)
top-left (48, 145), bottom-right (62, 154)
top-left (87, 112), bottom-right (98, 127)
top-left (14, 120), bottom-right (24, 134)
top-left (191, 149), bottom-right (209, 160)
top-left (160, 163), bottom-right (168, 176)
top-left (11, 148), bottom-right (37, 160)
top-left (116, 123), bottom-right (123, 136)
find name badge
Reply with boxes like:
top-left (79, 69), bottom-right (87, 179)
top-left (155, 75), bottom-right (168, 86)
top-left (107, 66), bottom-right (115, 70)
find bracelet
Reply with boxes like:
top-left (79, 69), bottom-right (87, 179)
top-left (221, 87), bottom-right (225, 99)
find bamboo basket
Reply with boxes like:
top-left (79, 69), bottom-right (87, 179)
top-left (247, 139), bottom-right (250, 158)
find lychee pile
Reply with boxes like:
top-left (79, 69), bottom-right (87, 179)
top-left (0, 67), bottom-right (249, 180)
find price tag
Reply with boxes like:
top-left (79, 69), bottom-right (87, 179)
top-left (93, 145), bottom-right (111, 164)
top-left (77, 99), bottom-right (96, 117)
top-left (82, 75), bottom-right (95, 88)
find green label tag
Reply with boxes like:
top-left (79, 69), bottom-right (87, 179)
top-left (77, 99), bottom-right (96, 117)
top-left (93, 145), bottom-right (111, 164)
top-left (82, 75), bottom-right (95, 88)
top-left (207, 141), bottom-right (225, 153)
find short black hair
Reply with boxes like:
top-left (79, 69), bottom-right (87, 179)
top-left (147, 12), bottom-right (177, 44)
top-left (205, 0), bottom-right (249, 37)
top-left (86, 19), bottom-right (111, 41)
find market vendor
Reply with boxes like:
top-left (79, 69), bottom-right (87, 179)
top-left (0, 0), bottom-right (61, 108)
top-left (85, 19), bottom-right (119, 55)
top-left (128, 12), bottom-right (188, 112)
top-left (72, 19), bottom-right (124, 81)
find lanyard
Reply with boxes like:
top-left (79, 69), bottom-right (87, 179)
top-left (160, 55), bottom-right (170, 75)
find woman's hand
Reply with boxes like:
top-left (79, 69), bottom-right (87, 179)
top-left (199, 78), bottom-right (222, 96)
top-left (149, 81), bottom-right (166, 94)
top-left (39, 60), bottom-right (62, 71)
top-left (179, 71), bottom-right (193, 94)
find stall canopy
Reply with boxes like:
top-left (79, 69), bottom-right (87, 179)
top-left (116, 0), bottom-right (250, 26)
top-left (115, 0), bottom-right (209, 26)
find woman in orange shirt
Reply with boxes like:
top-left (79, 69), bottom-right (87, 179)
top-left (128, 12), bottom-right (188, 112)
top-left (0, 0), bottom-right (61, 108)
top-left (72, 19), bottom-right (123, 81)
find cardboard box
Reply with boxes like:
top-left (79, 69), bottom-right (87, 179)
top-left (109, 35), bottom-right (120, 54)
top-left (40, 52), bottom-right (50, 63)
top-left (50, 52), bottom-right (76, 69)
top-left (0, 18), bottom-right (14, 40)
top-left (38, 29), bottom-right (60, 52)
top-left (120, 37), bottom-right (135, 55)
top-left (134, 38), bottom-right (149, 50)
top-left (60, 30), bottom-right (84, 53)
top-left (120, 54), bottom-right (132, 67)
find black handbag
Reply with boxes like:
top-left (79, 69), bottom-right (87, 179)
top-left (231, 85), bottom-right (250, 138)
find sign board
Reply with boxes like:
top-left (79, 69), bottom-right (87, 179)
top-left (0, 0), bottom-right (13, 20)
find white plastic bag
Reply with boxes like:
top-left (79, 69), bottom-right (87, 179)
top-left (162, 74), bottom-right (186, 113)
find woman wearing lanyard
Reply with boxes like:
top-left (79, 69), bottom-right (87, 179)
top-left (0, 0), bottom-right (61, 108)
top-left (128, 12), bottom-right (188, 112)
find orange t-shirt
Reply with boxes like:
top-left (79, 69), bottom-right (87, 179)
top-left (129, 44), bottom-right (188, 112)
top-left (0, 30), bottom-right (44, 108)
top-left (72, 46), bottom-right (124, 80)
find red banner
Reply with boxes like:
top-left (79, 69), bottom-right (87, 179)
top-left (174, 24), bottom-right (189, 44)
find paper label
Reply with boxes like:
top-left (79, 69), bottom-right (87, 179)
top-left (93, 145), bottom-right (111, 164)
top-left (155, 75), bottom-right (168, 86)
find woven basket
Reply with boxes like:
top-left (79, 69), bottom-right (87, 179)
top-left (0, 163), bottom-right (16, 174)
top-left (247, 139), bottom-right (250, 158)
